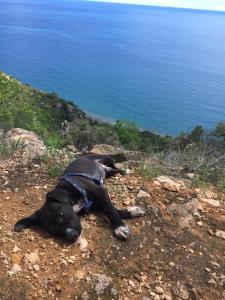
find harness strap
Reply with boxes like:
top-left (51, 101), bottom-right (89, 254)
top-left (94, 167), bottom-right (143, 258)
top-left (60, 172), bottom-right (102, 211)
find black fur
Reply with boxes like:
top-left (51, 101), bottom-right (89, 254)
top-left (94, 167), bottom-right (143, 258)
top-left (14, 153), bottom-right (144, 243)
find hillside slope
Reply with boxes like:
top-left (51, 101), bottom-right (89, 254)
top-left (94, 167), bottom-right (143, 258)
top-left (0, 149), bottom-right (224, 300)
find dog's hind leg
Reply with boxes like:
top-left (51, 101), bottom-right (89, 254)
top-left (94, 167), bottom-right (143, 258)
top-left (117, 206), bottom-right (146, 219)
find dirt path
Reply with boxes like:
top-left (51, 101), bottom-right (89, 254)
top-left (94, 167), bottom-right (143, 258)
top-left (0, 160), bottom-right (224, 300)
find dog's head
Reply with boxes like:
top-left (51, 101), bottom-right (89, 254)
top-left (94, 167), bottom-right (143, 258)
top-left (14, 189), bottom-right (82, 243)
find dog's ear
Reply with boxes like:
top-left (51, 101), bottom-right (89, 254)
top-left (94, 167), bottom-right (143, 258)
top-left (14, 212), bottom-right (39, 232)
top-left (46, 189), bottom-right (69, 204)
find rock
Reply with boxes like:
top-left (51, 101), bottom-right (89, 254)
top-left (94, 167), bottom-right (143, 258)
top-left (161, 295), bottom-right (172, 300)
top-left (169, 262), bottom-right (175, 267)
top-left (155, 286), bottom-right (164, 294)
top-left (93, 274), bottom-right (112, 294)
top-left (128, 279), bottom-right (136, 288)
top-left (156, 176), bottom-right (180, 192)
top-left (186, 173), bottom-right (195, 179)
top-left (168, 198), bottom-right (203, 227)
top-left (25, 252), bottom-right (39, 265)
top-left (197, 221), bottom-right (203, 227)
top-left (8, 263), bottom-right (22, 276)
top-left (204, 190), bottom-right (217, 199)
top-left (207, 279), bottom-right (217, 286)
top-left (174, 282), bottom-right (189, 300)
top-left (5, 128), bottom-right (47, 162)
top-left (75, 270), bottom-right (86, 280)
top-left (215, 230), bottom-right (225, 240)
top-left (136, 190), bottom-right (150, 200)
top-left (33, 264), bottom-right (40, 272)
top-left (200, 198), bottom-right (220, 207)
top-left (78, 237), bottom-right (88, 251)
top-left (81, 291), bottom-right (89, 300)
top-left (91, 144), bottom-right (125, 154)
top-left (55, 285), bottom-right (62, 292)
top-left (111, 288), bottom-right (118, 296)
top-left (12, 245), bottom-right (20, 253)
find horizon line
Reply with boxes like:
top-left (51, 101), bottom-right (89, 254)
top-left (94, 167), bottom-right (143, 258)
top-left (87, 0), bottom-right (225, 12)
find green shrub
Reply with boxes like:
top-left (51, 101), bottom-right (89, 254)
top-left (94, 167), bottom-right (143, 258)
top-left (138, 160), bottom-right (167, 179)
top-left (113, 120), bottom-right (140, 149)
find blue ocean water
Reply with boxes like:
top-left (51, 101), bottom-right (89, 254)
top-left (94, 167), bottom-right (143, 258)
top-left (0, 0), bottom-right (225, 135)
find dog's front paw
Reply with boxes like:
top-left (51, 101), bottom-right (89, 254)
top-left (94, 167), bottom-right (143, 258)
top-left (114, 225), bottom-right (131, 240)
top-left (128, 206), bottom-right (146, 217)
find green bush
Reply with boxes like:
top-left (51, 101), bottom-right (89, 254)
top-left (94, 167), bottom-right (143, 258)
top-left (113, 120), bottom-right (140, 149)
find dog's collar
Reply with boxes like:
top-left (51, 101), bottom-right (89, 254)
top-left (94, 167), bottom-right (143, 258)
top-left (60, 173), bottom-right (102, 211)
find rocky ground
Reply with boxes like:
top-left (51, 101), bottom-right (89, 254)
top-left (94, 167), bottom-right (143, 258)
top-left (0, 150), bottom-right (225, 300)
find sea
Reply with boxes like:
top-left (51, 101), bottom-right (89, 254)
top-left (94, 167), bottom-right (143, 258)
top-left (0, 0), bottom-right (225, 136)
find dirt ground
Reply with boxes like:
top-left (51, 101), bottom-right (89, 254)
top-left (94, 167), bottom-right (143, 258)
top-left (0, 158), bottom-right (224, 300)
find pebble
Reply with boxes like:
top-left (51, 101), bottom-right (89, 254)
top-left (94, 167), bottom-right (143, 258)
top-left (33, 264), bottom-right (40, 272)
top-left (8, 263), bottom-right (22, 276)
top-left (155, 286), bottom-right (164, 294)
top-left (111, 288), bottom-right (118, 296)
top-left (196, 221), bottom-right (203, 227)
top-left (207, 279), bottom-right (217, 286)
top-left (13, 245), bottom-right (20, 253)
top-left (136, 190), bottom-right (150, 200)
top-left (128, 279), bottom-right (136, 288)
top-left (169, 262), bottom-right (175, 267)
top-left (161, 295), bottom-right (172, 300)
top-left (200, 198), bottom-right (220, 207)
top-left (215, 230), bottom-right (225, 240)
top-left (78, 237), bottom-right (88, 251)
top-left (25, 252), bottom-right (39, 265)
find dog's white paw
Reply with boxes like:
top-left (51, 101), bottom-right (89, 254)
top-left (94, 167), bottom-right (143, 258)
top-left (115, 225), bottom-right (131, 240)
top-left (127, 206), bottom-right (146, 217)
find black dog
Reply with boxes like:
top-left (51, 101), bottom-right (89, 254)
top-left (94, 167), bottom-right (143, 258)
top-left (14, 153), bottom-right (145, 243)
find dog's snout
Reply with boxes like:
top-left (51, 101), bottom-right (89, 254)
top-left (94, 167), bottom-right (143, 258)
top-left (65, 228), bottom-right (79, 242)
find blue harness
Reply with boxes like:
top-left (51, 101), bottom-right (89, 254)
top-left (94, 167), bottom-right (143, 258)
top-left (60, 173), bottom-right (103, 211)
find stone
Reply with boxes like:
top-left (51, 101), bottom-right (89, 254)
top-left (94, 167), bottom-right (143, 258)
top-left (78, 237), bottom-right (88, 251)
top-left (93, 274), bottom-right (112, 294)
top-left (128, 279), bottom-right (136, 288)
top-left (207, 279), bottom-right (217, 286)
top-left (155, 286), bottom-right (164, 294)
top-left (156, 176), bottom-right (180, 192)
top-left (81, 291), bottom-right (89, 300)
top-left (161, 295), bottom-right (172, 300)
top-left (5, 128), bottom-right (47, 162)
top-left (175, 282), bottom-right (189, 300)
top-left (156, 176), bottom-right (176, 184)
top-left (8, 263), bottom-right (22, 276)
top-left (215, 230), bottom-right (225, 240)
top-left (136, 190), bottom-right (150, 200)
top-left (111, 288), bottom-right (118, 296)
top-left (33, 264), bottom-right (40, 272)
top-left (187, 173), bottom-right (195, 179)
top-left (25, 252), bottom-right (39, 265)
top-left (12, 245), bottom-right (20, 253)
top-left (169, 262), bottom-right (175, 267)
top-left (200, 198), bottom-right (220, 207)
top-left (197, 221), bottom-right (203, 227)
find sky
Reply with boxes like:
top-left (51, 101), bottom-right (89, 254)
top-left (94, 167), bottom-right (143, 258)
top-left (88, 0), bottom-right (225, 11)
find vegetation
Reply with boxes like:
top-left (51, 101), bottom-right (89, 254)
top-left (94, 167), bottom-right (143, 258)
top-left (1, 71), bottom-right (225, 190)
